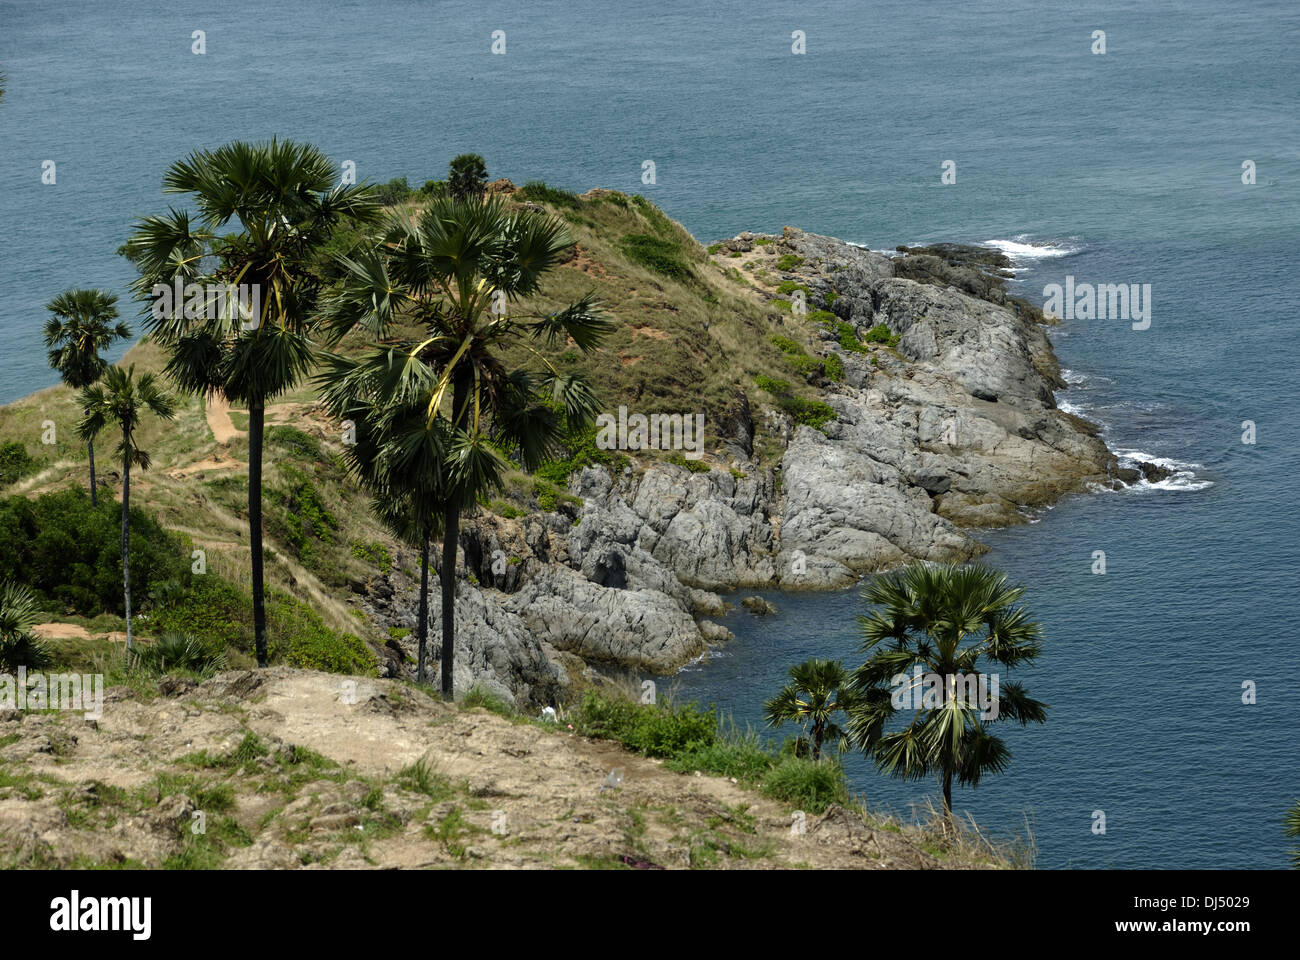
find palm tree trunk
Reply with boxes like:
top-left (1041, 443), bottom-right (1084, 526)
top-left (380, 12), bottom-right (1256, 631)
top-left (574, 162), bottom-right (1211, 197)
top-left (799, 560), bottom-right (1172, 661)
top-left (87, 436), bottom-right (97, 507)
top-left (942, 769), bottom-right (953, 822)
top-left (439, 506), bottom-right (458, 699)
top-left (438, 375), bottom-right (470, 700)
top-left (417, 535), bottom-right (430, 684)
top-left (249, 397), bottom-right (268, 667)
top-left (121, 452), bottom-right (132, 653)
top-left (813, 724), bottom-right (824, 762)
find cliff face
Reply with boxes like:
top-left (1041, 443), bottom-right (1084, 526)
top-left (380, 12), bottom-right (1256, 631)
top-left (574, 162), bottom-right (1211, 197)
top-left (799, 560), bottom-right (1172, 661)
top-left (359, 229), bottom-right (1121, 707)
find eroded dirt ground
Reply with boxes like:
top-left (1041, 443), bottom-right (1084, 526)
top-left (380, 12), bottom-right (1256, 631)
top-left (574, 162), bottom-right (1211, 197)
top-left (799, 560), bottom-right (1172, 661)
top-left (0, 668), bottom-right (1005, 870)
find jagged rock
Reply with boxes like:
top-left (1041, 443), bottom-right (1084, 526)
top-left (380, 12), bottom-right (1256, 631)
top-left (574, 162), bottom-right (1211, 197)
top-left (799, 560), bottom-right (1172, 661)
top-left (741, 596), bottom-right (776, 615)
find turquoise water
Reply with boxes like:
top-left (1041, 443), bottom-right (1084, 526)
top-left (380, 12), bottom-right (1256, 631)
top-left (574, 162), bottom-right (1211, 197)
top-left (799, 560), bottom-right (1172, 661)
top-left (2, 1), bottom-right (1297, 866)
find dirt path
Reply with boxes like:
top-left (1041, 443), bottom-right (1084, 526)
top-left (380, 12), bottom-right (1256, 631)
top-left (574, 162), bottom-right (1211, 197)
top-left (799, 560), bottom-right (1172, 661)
top-left (205, 392), bottom-right (242, 444)
top-left (0, 668), bottom-right (1009, 870)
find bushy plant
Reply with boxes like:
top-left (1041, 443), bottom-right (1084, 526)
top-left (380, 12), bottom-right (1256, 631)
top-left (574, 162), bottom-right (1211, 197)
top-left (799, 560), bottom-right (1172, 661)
top-left (0, 487), bottom-right (191, 616)
top-left (571, 689), bottom-right (717, 758)
top-left (619, 233), bottom-right (693, 281)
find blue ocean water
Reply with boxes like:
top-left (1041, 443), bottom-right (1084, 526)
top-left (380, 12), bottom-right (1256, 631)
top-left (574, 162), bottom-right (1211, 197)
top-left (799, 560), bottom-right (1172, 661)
top-left (1, 1), bottom-right (1296, 866)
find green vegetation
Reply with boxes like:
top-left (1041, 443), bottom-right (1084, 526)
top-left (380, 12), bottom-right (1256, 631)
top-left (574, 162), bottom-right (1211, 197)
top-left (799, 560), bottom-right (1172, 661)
top-left (373, 177), bottom-right (414, 205)
top-left (519, 181), bottom-right (580, 207)
top-left (267, 463), bottom-right (339, 565)
top-left (775, 254), bottom-right (805, 271)
top-left (318, 192), bottom-right (609, 695)
top-left (125, 139), bottom-right (380, 667)
top-left (769, 334), bottom-right (822, 377)
top-left (666, 453), bottom-right (710, 474)
top-left (764, 658), bottom-right (860, 761)
top-left (753, 375), bottom-right (836, 430)
top-left (0, 442), bottom-right (43, 488)
top-left (77, 364), bottom-right (176, 650)
top-left (863, 323), bottom-right (901, 347)
top-left (846, 563), bottom-right (1048, 819)
top-left (0, 581), bottom-right (51, 671)
top-left (447, 153), bottom-right (488, 200)
top-left (43, 288), bottom-right (132, 506)
top-left (619, 233), bottom-right (693, 281)
top-left (823, 353), bottom-right (845, 382)
top-left (126, 631), bottom-right (227, 678)
top-left (1286, 800), bottom-right (1300, 868)
top-left (571, 690), bottom-right (849, 815)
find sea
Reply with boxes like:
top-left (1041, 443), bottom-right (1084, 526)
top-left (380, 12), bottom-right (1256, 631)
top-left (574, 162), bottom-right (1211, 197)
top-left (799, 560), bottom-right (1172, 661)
top-left (1, 0), bottom-right (1296, 867)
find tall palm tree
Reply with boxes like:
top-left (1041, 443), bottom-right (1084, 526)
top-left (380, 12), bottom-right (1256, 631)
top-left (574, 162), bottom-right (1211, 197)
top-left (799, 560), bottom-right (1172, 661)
top-left (846, 562), bottom-right (1048, 819)
top-left (320, 382), bottom-right (447, 683)
top-left (319, 194), bottom-right (610, 698)
top-left (0, 581), bottom-right (50, 671)
top-left (764, 658), bottom-right (860, 761)
top-left (77, 365), bottom-right (175, 652)
top-left (43, 289), bottom-right (132, 506)
top-left (123, 139), bottom-right (378, 666)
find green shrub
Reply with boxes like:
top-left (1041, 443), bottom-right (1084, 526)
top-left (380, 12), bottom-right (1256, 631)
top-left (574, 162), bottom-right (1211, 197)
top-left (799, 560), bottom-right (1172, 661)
top-left (760, 755), bottom-right (850, 814)
top-left (664, 723), bottom-right (775, 783)
top-left (127, 631), bottom-right (227, 678)
top-left (351, 540), bottom-right (393, 575)
top-left (373, 177), bottom-right (413, 206)
top-left (823, 353), bottom-right (845, 382)
top-left (754, 236), bottom-right (773, 246)
top-left (267, 464), bottom-right (338, 563)
top-left (571, 690), bottom-right (717, 758)
top-left (775, 254), bottom-right (805, 271)
top-left (706, 243), bottom-right (722, 255)
top-left (0, 487), bottom-right (191, 616)
top-left (147, 576), bottom-right (246, 648)
top-left (420, 179), bottom-right (448, 198)
top-left (776, 280), bottom-right (810, 296)
top-left (863, 323), bottom-right (901, 347)
top-left (519, 181), bottom-right (580, 207)
top-left (152, 577), bottom-right (372, 675)
top-left (824, 289), bottom-right (839, 307)
top-left (461, 685), bottom-right (515, 716)
top-left (269, 618), bottom-right (372, 674)
top-left (0, 442), bottom-right (41, 487)
top-left (667, 453), bottom-right (710, 474)
top-left (620, 233), bottom-right (693, 281)
top-left (266, 425), bottom-right (324, 464)
top-left (753, 376), bottom-right (836, 430)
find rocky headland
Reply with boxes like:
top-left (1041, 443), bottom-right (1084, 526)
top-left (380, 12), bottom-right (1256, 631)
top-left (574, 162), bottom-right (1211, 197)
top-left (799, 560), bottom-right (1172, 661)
top-left (356, 226), bottom-right (1153, 708)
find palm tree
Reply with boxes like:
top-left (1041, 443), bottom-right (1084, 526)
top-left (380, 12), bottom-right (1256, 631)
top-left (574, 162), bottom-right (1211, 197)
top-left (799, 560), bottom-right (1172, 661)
top-left (1285, 800), bottom-right (1300, 868)
top-left (319, 194), bottom-right (610, 698)
top-left (846, 562), bottom-right (1048, 820)
top-left (43, 289), bottom-right (132, 506)
top-left (447, 153), bottom-right (488, 201)
top-left (764, 658), bottom-right (859, 761)
top-left (0, 581), bottom-right (50, 671)
top-left (123, 139), bottom-right (378, 666)
top-left (319, 382), bottom-right (447, 683)
top-left (77, 365), bottom-right (175, 652)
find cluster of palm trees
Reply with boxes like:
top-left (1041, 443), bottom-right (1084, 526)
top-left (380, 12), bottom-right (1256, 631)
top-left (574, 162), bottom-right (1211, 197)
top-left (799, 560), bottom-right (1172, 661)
top-left (765, 562), bottom-right (1049, 820)
top-left (98, 139), bottom-right (609, 696)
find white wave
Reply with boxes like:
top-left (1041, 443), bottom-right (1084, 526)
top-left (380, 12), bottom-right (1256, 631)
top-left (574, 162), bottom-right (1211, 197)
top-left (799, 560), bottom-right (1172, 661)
top-left (982, 237), bottom-right (1083, 261)
top-left (1057, 398), bottom-right (1086, 416)
top-left (1061, 368), bottom-right (1088, 386)
top-left (1112, 448), bottom-right (1214, 492)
